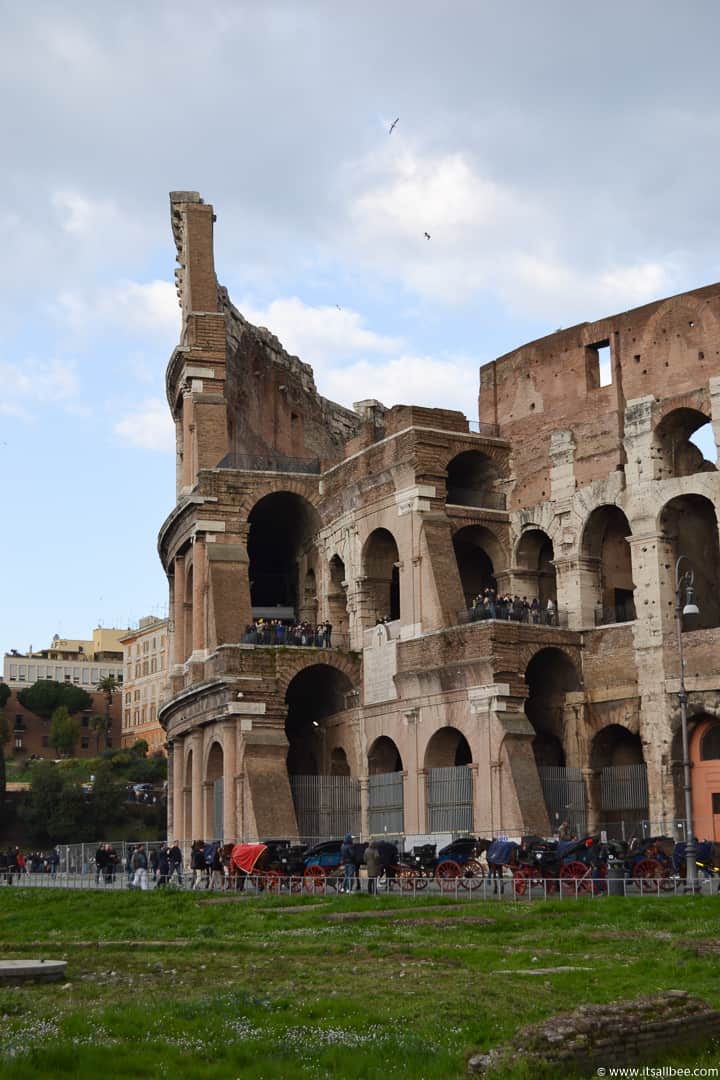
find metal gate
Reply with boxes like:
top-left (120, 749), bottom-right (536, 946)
top-left (426, 766), bottom-right (473, 834)
top-left (213, 778), bottom-right (224, 841)
top-left (368, 771), bottom-right (404, 835)
top-left (290, 774), bottom-right (361, 842)
top-left (600, 763), bottom-right (649, 812)
top-left (538, 766), bottom-right (587, 836)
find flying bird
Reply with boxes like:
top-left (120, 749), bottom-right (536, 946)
top-left (336, 304), bottom-right (342, 310)
top-left (389, 117), bottom-right (399, 134)
top-left (424, 232), bottom-right (431, 240)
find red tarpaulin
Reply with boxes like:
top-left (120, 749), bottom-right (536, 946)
top-left (230, 843), bottom-right (267, 874)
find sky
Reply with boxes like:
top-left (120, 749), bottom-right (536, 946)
top-left (2, 1), bottom-right (720, 655)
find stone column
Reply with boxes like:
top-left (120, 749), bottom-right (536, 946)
top-left (415, 769), bottom-right (428, 834)
top-left (192, 535), bottom-right (207, 656)
top-left (359, 776), bottom-right (369, 839)
top-left (173, 735), bottom-right (185, 840)
top-left (172, 554), bottom-right (186, 667)
top-left (202, 780), bottom-right (213, 839)
top-left (222, 720), bottom-right (237, 842)
top-left (190, 731), bottom-right (203, 840)
top-left (166, 741), bottom-right (174, 841)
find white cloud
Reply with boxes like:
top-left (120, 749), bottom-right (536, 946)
top-left (322, 353), bottom-right (479, 414)
top-left (239, 296), bottom-right (403, 375)
top-left (52, 190), bottom-right (121, 236)
top-left (55, 279), bottom-right (179, 342)
top-left (113, 397), bottom-right (174, 452)
top-left (0, 357), bottom-right (80, 420)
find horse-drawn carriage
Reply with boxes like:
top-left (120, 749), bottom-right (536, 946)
top-left (485, 836), bottom-right (611, 895)
top-left (396, 837), bottom-right (489, 891)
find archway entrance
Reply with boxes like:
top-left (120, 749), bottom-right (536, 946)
top-left (690, 715), bottom-right (720, 841)
top-left (285, 665), bottom-right (359, 840)
top-left (589, 725), bottom-right (647, 840)
top-left (581, 505), bottom-right (636, 625)
top-left (653, 408), bottom-right (717, 479)
top-left (446, 450), bottom-right (504, 509)
top-left (516, 529), bottom-right (557, 613)
top-left (368, 736), bottom-right (404, 835)
top-left (362, 529), bottom-right (400, 622)
top-left (525, 649), bottom-right (586, 835)
top-left (248, 492), bottom-right (321, 618)
top-left (452, 525), bottom-right (502, 608)
top-left (327, 555), bottom-right (349, 642)
top-left (424, 728), bottom-right (473, 833)
top-left (660, 495), bottom-right (720, 630)
top-left (205, 742), bottom-right (224, 841)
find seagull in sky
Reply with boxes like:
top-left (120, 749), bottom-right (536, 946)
top-left (424, 231), bottom-right (431, 240)
top-left (389, 117), bottom-right (399, 134)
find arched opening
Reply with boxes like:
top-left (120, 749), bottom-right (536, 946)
top-left (330, 746), bottom-right (351, 777)
top-left (362, 528), bottom-right (400, 622)
top-left (424, 727), bottom-right (473, 832)
top-left (368, 735), bottom-right (404, 835)
top-left (184, 750), bottom-right (193, 842)
top-left (690, 714), bottom-right (720, 841)
top-left (248, 492), bottom-right (321, 617)
top-left (285, 664), bottom-right (360, 840)
top-left (659, 494), bottom-right (720, 630)
top-left (452, 525), bottom-right (503, 608)
top-left (205, 742), bottom-right (224, 841)
top-left (446, 450), bottom-right (504, 509)
top-left (581, 505), bottom-right (636, 625)
top-left (653, 408), bottom-right (717, 479)
top-left (525, 649), bottom-right (586, 834)
top-left (589, 725), bottom-right (647, 838)
top-left (184, 563), bottom-right (194, 656)
top-left (368, 735), bottom-right (403, 775)
top-left (516, 529), bottom-right (557, 610)
top-left (327, 555), bottom-right (349, 642)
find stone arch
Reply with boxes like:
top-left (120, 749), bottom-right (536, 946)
top-left (424, 726), bottom-right (472, 769)
top-left (452, 524), bottom-right (506, 606)
top-left (238, 477), bottom-right (322, 520)
top-left (284, 663), bottom-right (355, 776)
top-left (445, 449), bottom-right (504, 509)
top-left (327, 554), bottom-right (349, 641)
top-left (361, 527), bottom-right (400, 622)
top-left (275, 650), bottom-right (361, 702)
top-left (330, 746), bottom-right (351, 777)
top-left (368, 735), bottom-right (403, 775)
top-left (659, 493), bottom-right (720, 630)
top-left (205, 740), bottom-right (224, 840)
top-left (524, 647), bottom-right (581, 767)
top-left (300, 567), bottom-right (318, 624)
top-left (515, 527), bottom-right (557, 607)
top-left (184, 561), bottom-right (194, 656)
top-left (581, 504), bottom-right (636, 624)
top-left (247, 491), bottom-right (322, 614)
top-left (653, 406), bottom-right (717, 479)
top-left (588, 725), bottom-right (648, 834)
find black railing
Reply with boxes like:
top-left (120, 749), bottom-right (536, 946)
top-left (217, 452), bottom-right (321, 474)
top-left (241, 626), bottom-right (350, 650)
top-left (459, 604), bottom-right (568, 628)
top-left (593, 606), bottom-right (636, 627)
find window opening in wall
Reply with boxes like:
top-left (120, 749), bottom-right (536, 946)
top-left (689, 422), bottom-right (718, 465)
top-left (585, 340), bottom-right (612, 389)
top-left (712, 793), bottom-right (720, 815)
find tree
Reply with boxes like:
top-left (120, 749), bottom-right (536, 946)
top-left (96, 675), bottom-right (120, 742)
top-left (91, 715), bottom-right (107, 753)
top-left (18, 680), bottom-right (92, 719)
top-left (0, 711), bottom-right (10, 808)
top-left (49, 706), bottom-right (80, 758)
top-left (23, 761), bottom-right (87, 845)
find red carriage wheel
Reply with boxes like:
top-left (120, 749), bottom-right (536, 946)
top-left (303, 865), bottom-right (326, 893)
top-left (436, 859), bottom-right (462, 891)
top-left (511, 866), bottom-right (534, 896)
top-left (289, 875), bottom-right (302, 894)
top-left (560, 861), bottom-right (593, 895)
top-left (632, 858), bottom-right (664, 893)
top-left (461, 858), bottom-right (487, 891)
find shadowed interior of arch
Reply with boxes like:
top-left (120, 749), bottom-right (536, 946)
top-left (247, 491), bottom-right (321, 614)
top-left (284, 664), bottom-right (354, 776)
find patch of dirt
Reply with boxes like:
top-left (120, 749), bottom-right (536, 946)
top-left (679, 939), bottom-right (720, 957)
top-left (325, 904), bottom-right (481, 922)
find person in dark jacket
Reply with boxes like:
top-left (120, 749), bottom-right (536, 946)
top-left (168, 841), bottom-right (183, 886)
top-left (364, 840), bottom-right (382, 895)
top-left (340, 833), bottom-right (357, 893)
top-left (156, 845), bottom-right (170, 888)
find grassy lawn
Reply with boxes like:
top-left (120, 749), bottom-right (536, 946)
top-left (0, 890), bottom-right (718, 1077)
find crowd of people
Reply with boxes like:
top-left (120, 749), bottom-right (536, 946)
top-left (469, 588), bottom-right (557, 625)
top-left (126, 841), bottom-right (184, 890)
top-left (242, 619), bottom-right (333, 647)
top-left (0, 846), bottom-right (60, 882)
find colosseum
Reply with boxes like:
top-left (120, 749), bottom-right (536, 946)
top-left (158, 191), bottom-right (720, 847)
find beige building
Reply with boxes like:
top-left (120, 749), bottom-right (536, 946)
top-left (120, 617), bottom-right (169, 753)
top-left (3, 629), bottom-right (126, 689)
top-left (158, 191), bottom-right (720, 846)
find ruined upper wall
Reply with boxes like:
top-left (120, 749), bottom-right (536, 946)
top-left (479, 283), bottom-right (720, 509)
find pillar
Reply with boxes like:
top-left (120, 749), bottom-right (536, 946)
top-left (191, 731), bottom-right (203, 839)
top-left (192, 535), bottom-right (207, 656)
top-left (173, 554), bottom-right (186, 666)
top-left (172, 735), bottom-right (185, 840)
top-left (223, 720), bottom-right (237, 842)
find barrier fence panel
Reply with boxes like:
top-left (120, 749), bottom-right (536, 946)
top-left (538, 766), bottom-right (587, 837)
top-left (426, 766), bottom-right (473, 834)
top-left (368, 771), bottom-right (404, 835)
top-left (213, 778), bottom-right (224, 842)
top-left (290, 774), bottom-right (361, 841)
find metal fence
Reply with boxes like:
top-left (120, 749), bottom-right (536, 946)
top-left (290, 774), bottom-right (361, 841)
top-left (426, 766), bottom-right (473, 833)
top-left (368, 772), bottom-right (404, 836)
top-left (600, 764), bottom-right (648, 813)
top-left (538, 766), bottom-right (587, 837)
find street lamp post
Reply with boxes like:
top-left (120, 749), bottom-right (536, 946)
top-left (674, 556), bottom-right (700, 891)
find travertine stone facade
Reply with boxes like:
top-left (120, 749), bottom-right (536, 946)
top-left (159, 192), bottom-right (720, 845)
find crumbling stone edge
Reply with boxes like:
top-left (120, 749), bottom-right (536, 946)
top-left (467, 991), bottom-right (720, 1076)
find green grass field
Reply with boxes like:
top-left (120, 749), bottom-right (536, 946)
top-left (0, 890), bottom-right (718, 1078)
